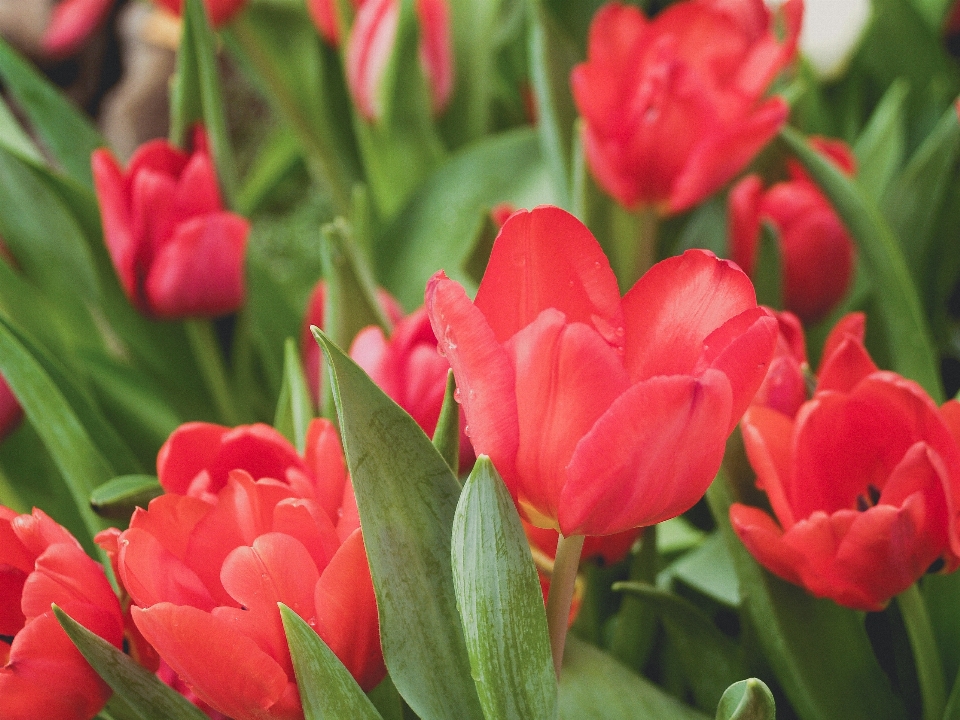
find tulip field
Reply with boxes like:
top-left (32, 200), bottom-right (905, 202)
top-left (3, 0), bottom-right (960, 718)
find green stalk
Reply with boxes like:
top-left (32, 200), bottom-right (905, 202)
top-left (545, 533), bottom-right (585, 679)
top-left (611, 205), bottom-right (658, 290)
top-left (898, 583), bottom-right (946, 720)
top-left (184, 319), bottom-right (241, 426)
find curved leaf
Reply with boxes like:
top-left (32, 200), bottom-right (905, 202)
top-left (715, 679), bottom-right (776, 720)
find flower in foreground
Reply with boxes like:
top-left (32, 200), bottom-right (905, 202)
top-left (732, 314), bottom-right (960, 610)
top-left (425, 205), bottom-right (778, 536)
top-left (345, 0), bottom-right (454, 120)
top-left (111, 419), bottom-right (384, 720)
top-left (92, 126), bottom-right (249, 319)
top-left (729, 137), bottom-right (856, 323)
top-left (570, 0), bottom-right (802, 214)
top-left (0, 507), bottom-right (124, 720)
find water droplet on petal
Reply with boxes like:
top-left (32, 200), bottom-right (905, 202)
top-left (453, 388), bottom-right (462, 403)
top-left (464, 425), bottom-right (471, 438)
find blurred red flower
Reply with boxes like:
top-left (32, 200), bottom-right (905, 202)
top-left (729, 137), bottom-right (857, 323)
top-left (92, 126), bottom-right (249, 319)
top-left (571, 0), bottom-right (801, 214)
top-left (344, 0), bottom-right (454, 120)
top-left (731, 314), bottom-right (960, 610)
top-left (425, 205), bottom-right (777, 537)
top-left (0, 507), bottom-right (123, 720)
top-left (111, 418), bottom-right (384, 720)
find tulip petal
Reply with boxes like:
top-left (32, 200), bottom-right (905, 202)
top-left (728, 174), bottom-right (764, 276)
top-left (426, 272), bottom-right (519, 491)
top-left (132, 603), bottom-right (295, 720)
top-left (623, 249), bottom-right (757, 381)
top-left (156, 421), bottom-right (229, 495)
top-left (145, 212), bottom-right (248, 318)
top-left (816, 336), bottom-right (877, 394)
top-left (561, 370), bottom-right (732, 536)
top-left (272, 499), bottom-right (341, 573)
top-left (346, 0), bottom-right (399, 121)
top-left (740, 405), bottom-right (798, 528)
top-left (474, 207), bottom-right (624, 349)
top-left (506, 310), bottom-right (630, 527)
top-left (129, 494), bottom-right (212, 560)
top-left (314, 530), bottom-right (385, 691)
top-left (173, 152), bottom-right (224, 223)
top-left (729, 503), bottom-right (805, 586)
top-left (41, 0), bottom-right (115, 56)
top-left (817, 312), bottom-right (866, 373)
top-left (304, 418), bottom-right (350, 521)
top-left (118, 527), bottom-right (217, 611)
top-left (92, 149), bottom-right (139, 305)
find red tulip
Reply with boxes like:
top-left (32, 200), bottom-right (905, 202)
top-left (345, 0), bottom-right (454, 120)
top-left (92, 126), bottom-right (249, 319)
top-left (750, 310), bottom-right (809, 418)
top-left (729, 138), bottom-right (857, 323)
top-left (350, 307), bottom-right (475, 471)
top-left (425, 205), bottom-right (778, 537)
top-left (731, 314), bottom-right (960, 610)
top-left (112, 418), bottom-right (384, 720)
top-left (153, 0), bottom-right (247, 25)
top-left (0, 507), bottom-right (124, 720)
top-left (571, 0), bottom-right (802, 214)
top-left (300, 279), bottom-right (405, 406)
top-left (0, 375), bottom-right (22, 444)
top-left (308, 0), bottom-right (361, 45)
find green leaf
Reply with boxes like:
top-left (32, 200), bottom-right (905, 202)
top-left (750, 223), bottom-right (783, 312)
top-left (274, 337), bottom-right (314, 453)
top-left (779, 125), bottom-right (943, 402)
top-left (451, 457), bottom-right (558, 719)
top-left (0, 314), bottom-right (123, 549)
top-left (854, 79), bottom-right (909, 203)
top-left (313, 329), bottom-right (484, 720)
top-left (432, 370), bottom-right (460, 473)
top-left (0, 94), bottom-right (44, 164)
top-left (173, 0), bottom-right (238, 205)
top-left (715, 679), bottom-right (776, 720)
top-left (376, 127), bottom-right (552, 309)
top-left (882, 100), bottom-right (960, 284)
top-left (527, 2), bottom-right (581, 209)
top-left (226, 6), bottom-right (362, 213)
top-left (54, 606), bottom-right (210, 720)
top-left (0, 36), bottom-right (105, 187)
top-left (614, 582), bottom-right (747, 713)
top-left (90, 475), bottom-right (163, 520)
top-left (235, 127), bottom-right (303, 216)
top-left (279, 604), bottom-right (383, 720)
top-left (660, 531), bottom-right (740, 609)
top-left (559, 637), bottom-right (710, 720)
top-left (607, 527), bottom-right (658, 671)
top-left (706, 460), bottom-right (906, 720)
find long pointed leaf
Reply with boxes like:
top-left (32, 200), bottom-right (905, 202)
top-left (451, 457), bottom-right (558, 719)
top-left (274, 337), bottom-right (314, 453)
top-left (432, 370), bottom-right (460, 473)
top-left (54, 606), bottom-right (209, 720)
top-left (280, 604), bottom-right (383, 720)
top-left (313, 329), bottom-right (484, 720)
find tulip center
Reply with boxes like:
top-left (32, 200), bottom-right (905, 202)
top-left (855, 484), bottom-right (881, 512)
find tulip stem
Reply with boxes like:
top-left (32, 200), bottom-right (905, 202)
top-left (898, 583), bottom-right (946, 720)
top-left (546, 533), bottom-right (585, 680)
top-left (611, 206), bottom-right (658, 290)
top-left (185, 319), bottom-right (242, 426)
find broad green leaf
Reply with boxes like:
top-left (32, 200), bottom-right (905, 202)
top-left (279, 604), bottom-right (383, 720)
top-left (451, 457), bottom-right (558, 719)
top-left (660, 531), bottom-right (740, 609)
top-left (559, 637), bottom-right (709, 720)
top-left (614, 582), bottom-right (747, 713)
top-left (707, 460), bottom-right (906, 720)
top-left (235, 128), bottom-right (303, 216)
top-left (376, 127), bottom-right (552, 309)
top-left (90, 475), bottom-right (163, 520)
top-left (528, 2), bottom-right (581, 209)
top-left (854, 79), bottom-right (909, 202)
top-left (313, 329), bottom-right (484, 720)
top-left (607, 527), bottom-right (658, 672)
top-left (54, 606), bottom-right (210, 720)
top-left (274, 337), bottom-right (314, 453)
top-left (780, 125), bottom-right (943, 401)
top-left (432, 371), bottom-right (460, 474)
top-left (226, 6), bottom-right (362, 213)
top-left (174, 0), bottom-right (238, 205)
top-left (0, 94), bottom-right (44, 164)
top-left (0, 315), bottom-right (114, 549)
top-left (715, 679), bottom-right (776, 720)
top-left (0, 36), bottom-right (105, 186)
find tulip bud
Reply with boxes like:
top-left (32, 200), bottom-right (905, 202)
top-left (345, 0), bottom-right (453, 121)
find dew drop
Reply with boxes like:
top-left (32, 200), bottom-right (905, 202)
top-left (464, 425), bottom-right (472, 438)
top-left (453, 388), bottom-right (462, 403)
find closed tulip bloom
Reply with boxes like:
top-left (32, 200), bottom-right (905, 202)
top-left (0, 507), bottom-right (124, 720)
top-left (731, 315), bottom-right (960, 610)
top-left (426, 206), bottom-right (778, 537)
top-left (114, 418), bottom-right (384, 720)
top-left (92, 126), bottom-right (249, 319)
top-left (345, 0), bottom-right (454, 120)
top-left (729, 138), bottom-right (856, 323)
top-left (571, 0), bottom-right (802, 214)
